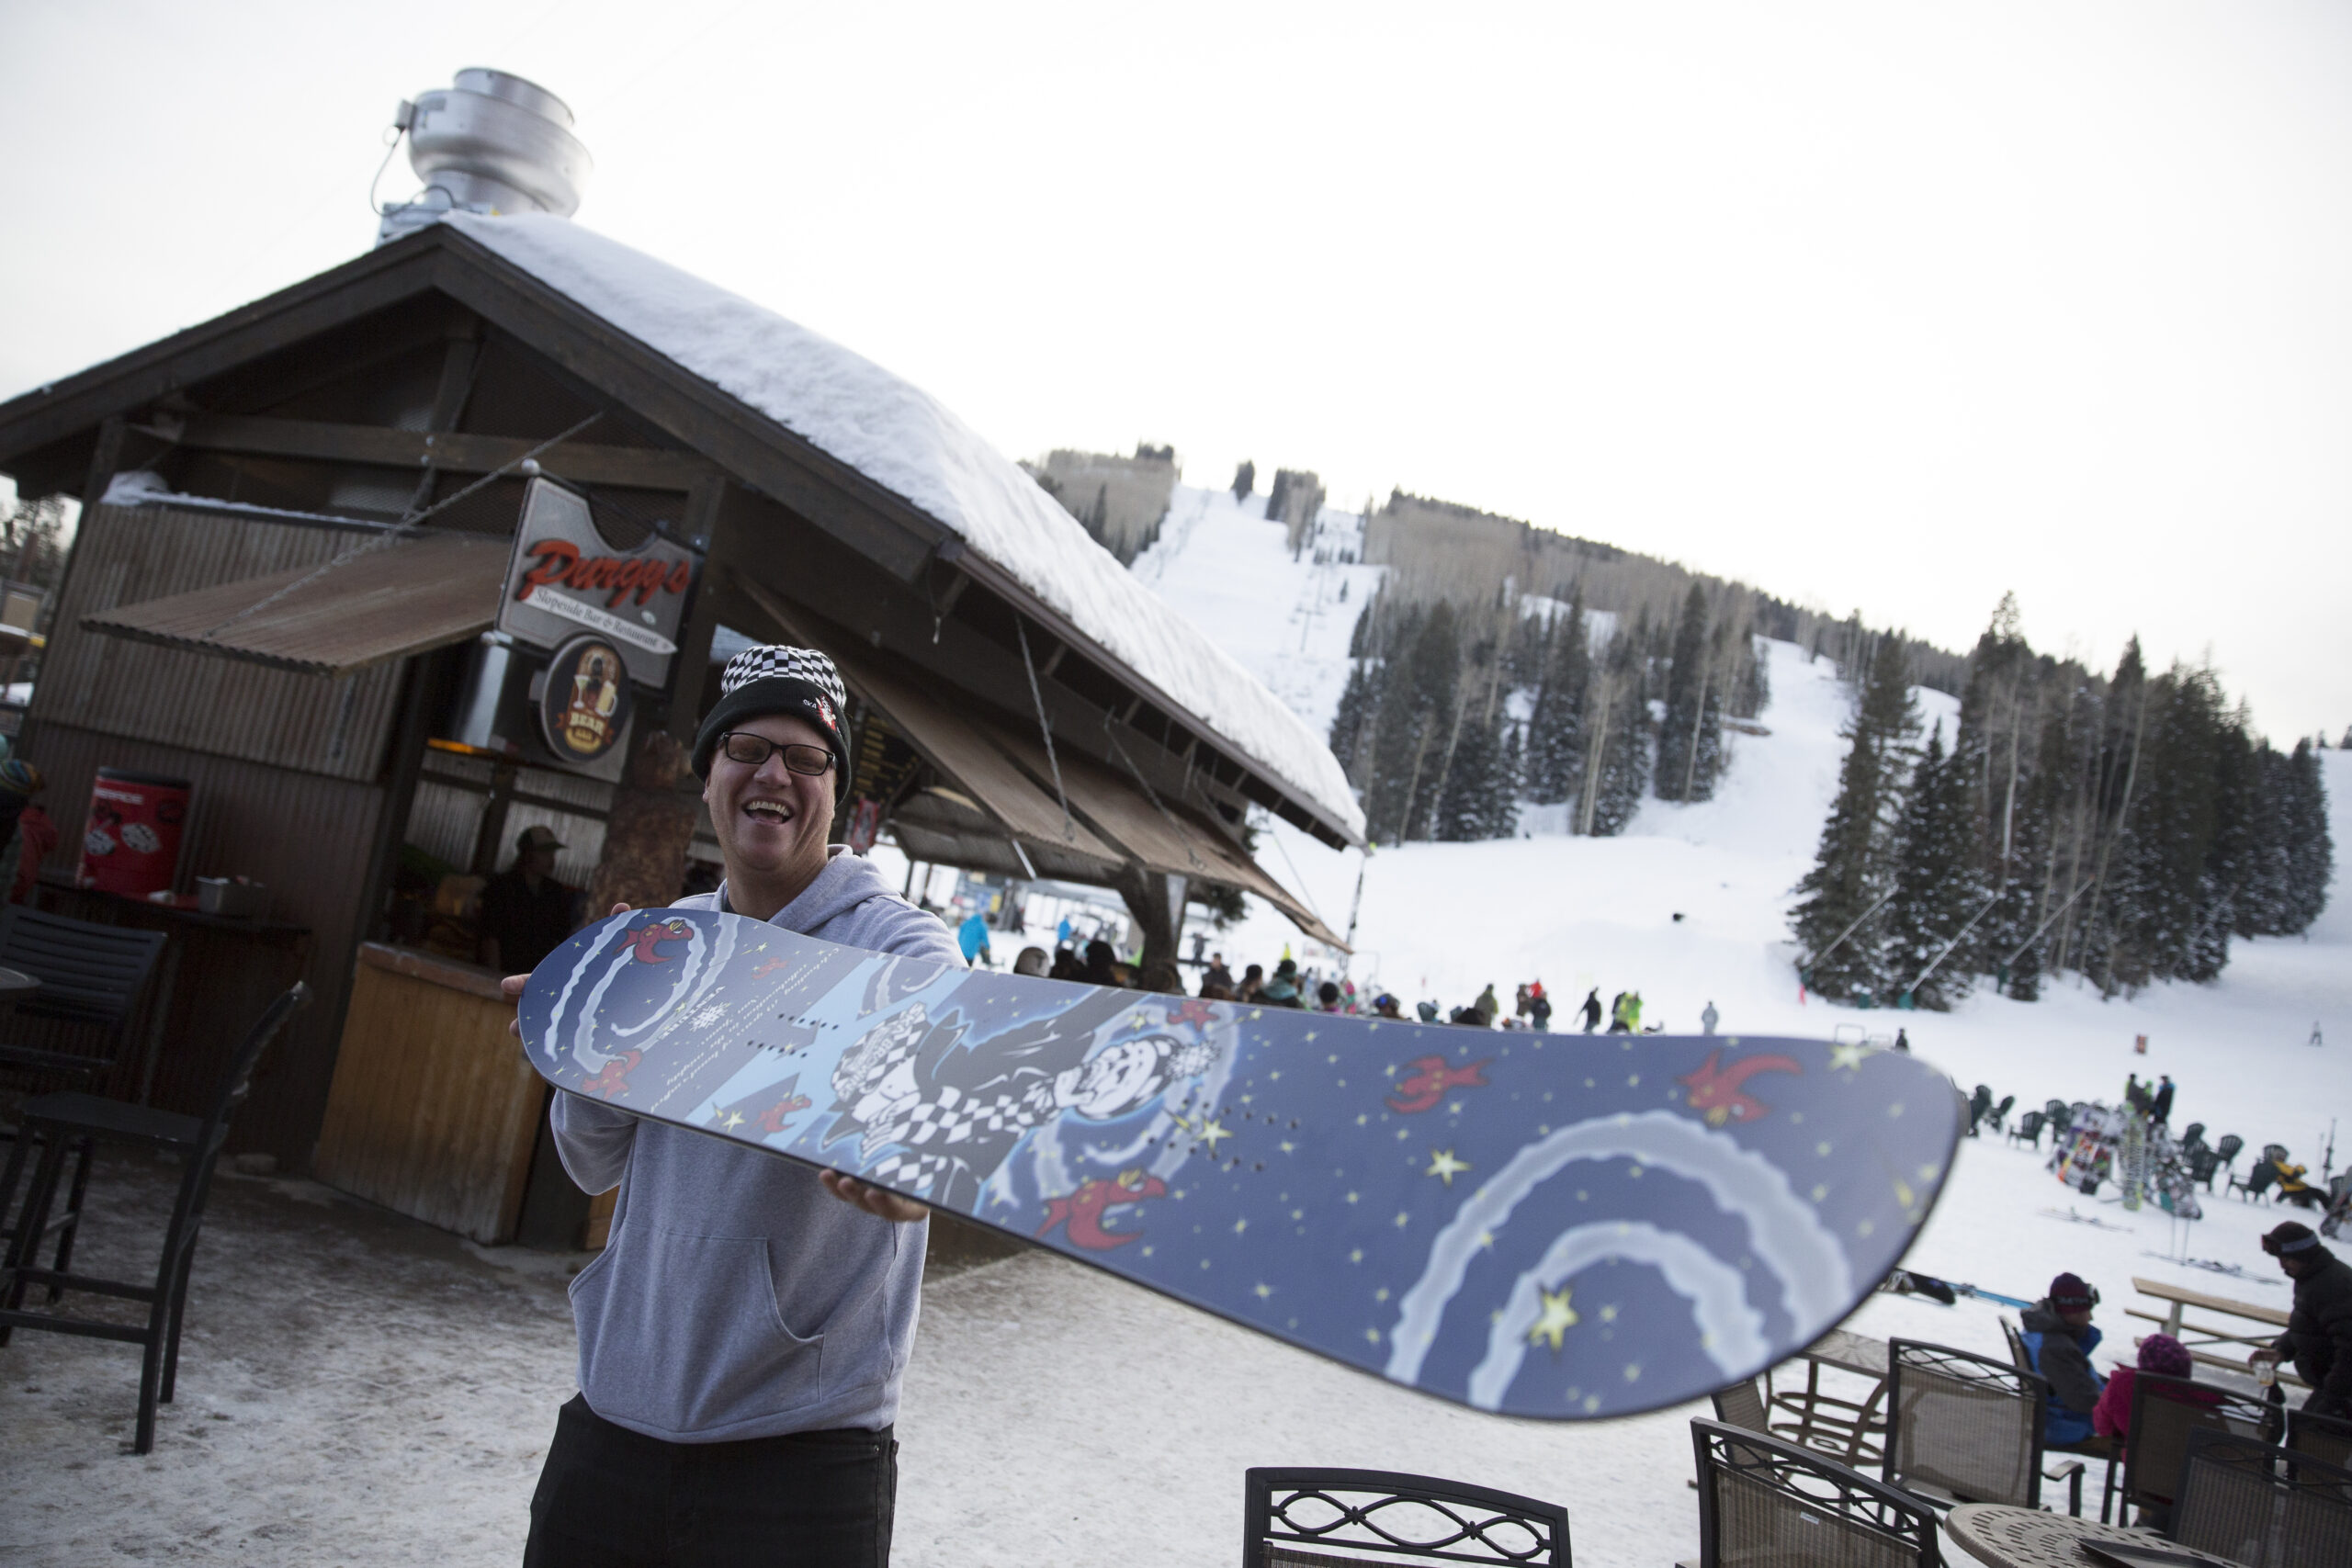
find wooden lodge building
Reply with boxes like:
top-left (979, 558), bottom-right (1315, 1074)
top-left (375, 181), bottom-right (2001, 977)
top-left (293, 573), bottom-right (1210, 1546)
top-left (0, 209), bottom-right (1362, 1247)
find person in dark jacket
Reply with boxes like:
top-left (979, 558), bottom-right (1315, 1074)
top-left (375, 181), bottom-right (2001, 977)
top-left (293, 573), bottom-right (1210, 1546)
top-left (1579, 988), bottom-right (1603, 1032)
top-left (2254, 1222), bottom-right (2352, 1416)
top-left (2020, 1272), bottom-right (2109, 1449)
top-left (2150, 1075), bottom-right (2176, 1125)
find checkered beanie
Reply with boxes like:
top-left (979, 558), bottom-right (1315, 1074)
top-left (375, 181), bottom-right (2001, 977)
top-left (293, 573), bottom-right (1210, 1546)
top-left (690, 644), bottom-right (854, 796)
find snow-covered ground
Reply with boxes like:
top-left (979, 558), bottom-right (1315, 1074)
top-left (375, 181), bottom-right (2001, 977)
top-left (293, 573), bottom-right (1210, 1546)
top-left (6, 504), bottom-right (2343, 1564)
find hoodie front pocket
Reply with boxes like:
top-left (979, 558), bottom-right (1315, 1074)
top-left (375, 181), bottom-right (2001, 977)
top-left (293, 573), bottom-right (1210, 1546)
top-left (571, 1226), bottom-right (821, 1436)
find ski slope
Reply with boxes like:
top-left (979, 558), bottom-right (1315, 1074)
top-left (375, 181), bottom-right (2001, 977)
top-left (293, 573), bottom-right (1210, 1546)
top-left (1102, 492), bottom-right (2350, 1561)
top-left (1130, 489), bottom-right (2346, 1157)
top-left (888, 491), bottom-right (2349, 1566)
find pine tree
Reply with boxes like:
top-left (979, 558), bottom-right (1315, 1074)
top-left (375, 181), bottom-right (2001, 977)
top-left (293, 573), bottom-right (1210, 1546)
top-left (1584, 631), bottom-right (1652, 835)
top-left (1789, 631), bottom-right (1920, 1001)
top-left (1954, 594), bottom-right (2040, 981)
top-left (2192, 715), bottom-right (2262, 974)
top-left (2277, 738), bottom-right (2335, 932)
top-left (2105, 668), bottom-right (2226, 987)
top-left (1365, 602), bottom-right (1460, 842)
top-left (1656, 584), bottom-right (1725, 802)
top-left (1523, 586), bottom-right (1590, 805)
top-left (1328, 658), bottom-right (1379, 784)
top-left (1436, 710), bottom-right (1519, 840)
top-left (1231, 460), bottom-right (1255, 502)
top-left (2000, 691), bottom-right (2079, 1000)
top-left (2072, 640), bottom-right (2151, 986)
top-left (1883, 725), bottom-right (1982, 1010)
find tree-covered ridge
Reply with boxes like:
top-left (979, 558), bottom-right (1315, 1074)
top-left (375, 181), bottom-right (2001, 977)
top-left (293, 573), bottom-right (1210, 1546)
top-left (1328, 581), bottom-right (1762, 844)
top-left (1792, 593), bottom-right (2333, 1006)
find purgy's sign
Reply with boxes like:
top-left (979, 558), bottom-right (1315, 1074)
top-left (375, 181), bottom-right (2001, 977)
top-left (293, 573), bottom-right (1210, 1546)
top-left (499, 477), bottom-right (696, 689)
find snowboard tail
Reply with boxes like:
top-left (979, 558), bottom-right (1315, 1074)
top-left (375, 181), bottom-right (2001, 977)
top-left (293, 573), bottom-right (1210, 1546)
top-left (522, 909), bottom-right (1963, 1421)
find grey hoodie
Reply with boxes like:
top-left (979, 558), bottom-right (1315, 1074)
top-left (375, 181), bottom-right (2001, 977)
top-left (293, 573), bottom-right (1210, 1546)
top-left (550, 848), bottom-right (963, 1442)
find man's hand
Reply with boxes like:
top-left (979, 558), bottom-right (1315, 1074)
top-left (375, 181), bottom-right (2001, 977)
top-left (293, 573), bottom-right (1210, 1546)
top-left (507, 903), bottom-right (632, 1037)
top-left (820, 1170), bottom-right (930, 1224)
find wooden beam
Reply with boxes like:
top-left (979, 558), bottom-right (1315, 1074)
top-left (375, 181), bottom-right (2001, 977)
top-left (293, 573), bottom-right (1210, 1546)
top-left (0, 245), bottom-right (446, 472)
top-left (175, 412), bottom-right (712, 493)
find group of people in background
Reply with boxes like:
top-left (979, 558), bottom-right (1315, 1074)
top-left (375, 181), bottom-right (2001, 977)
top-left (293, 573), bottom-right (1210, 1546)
top-left (971, 929), bottom-right (1731, 1043)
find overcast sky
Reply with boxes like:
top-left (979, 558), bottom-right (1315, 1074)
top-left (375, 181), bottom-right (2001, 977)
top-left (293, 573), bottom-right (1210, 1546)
top-left (4, 2), bottom-right (2346, 739)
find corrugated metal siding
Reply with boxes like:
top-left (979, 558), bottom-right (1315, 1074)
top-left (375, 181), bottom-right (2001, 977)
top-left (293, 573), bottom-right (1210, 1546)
top-left (30, 503), bottom-right (407, 781)
top-left (406, 758), bottom-right (611, 885)
top-left (404, 779), bottom-right (489, 872)
top-left (27, 722), bottom-right (386, 1166)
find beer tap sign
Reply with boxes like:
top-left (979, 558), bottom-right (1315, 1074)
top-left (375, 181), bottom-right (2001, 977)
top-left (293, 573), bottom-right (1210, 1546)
top-left (498, 477), bottom-right (698, 692)
top-left (537, 634), bottom-right (634, 767)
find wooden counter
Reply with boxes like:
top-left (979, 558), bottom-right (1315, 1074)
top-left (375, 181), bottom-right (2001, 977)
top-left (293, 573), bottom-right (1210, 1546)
top-left (314, 942), bottom-right (544, 1244)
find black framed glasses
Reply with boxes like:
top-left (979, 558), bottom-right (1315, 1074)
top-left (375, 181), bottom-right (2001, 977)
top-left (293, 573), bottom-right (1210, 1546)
top-left (718, 732), bottom-right (834, 776)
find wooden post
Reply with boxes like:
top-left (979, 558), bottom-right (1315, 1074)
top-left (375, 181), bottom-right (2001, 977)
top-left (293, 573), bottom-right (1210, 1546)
top-left (1114, 863), bottom-right (1179, 975)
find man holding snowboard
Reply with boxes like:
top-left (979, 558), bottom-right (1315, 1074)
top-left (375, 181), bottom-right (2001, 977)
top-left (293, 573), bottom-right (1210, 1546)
top-left (506, 646), bottom-right (958, 1567)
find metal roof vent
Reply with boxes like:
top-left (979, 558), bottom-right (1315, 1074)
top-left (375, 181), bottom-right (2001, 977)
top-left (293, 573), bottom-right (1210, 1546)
top-left (376, 69), bottom-right (592, 246)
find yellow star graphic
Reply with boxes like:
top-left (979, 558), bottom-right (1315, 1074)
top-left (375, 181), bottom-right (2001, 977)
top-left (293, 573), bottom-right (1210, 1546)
top-left (1198, 1119), bottom-right (1232, 1153)
top-left (1426, 1148), bottom-right (1473, 1186)
top-left (721, 1111), bottom-right (746, 1131)
top-left (1829, 1042), bottom-right (1871, 1073)
top-left (1527, 1286), bottom-right (1579, 1352)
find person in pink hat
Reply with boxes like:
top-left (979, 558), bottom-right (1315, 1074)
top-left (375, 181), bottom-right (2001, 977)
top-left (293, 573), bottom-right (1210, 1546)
top-left (2091, 1332), bottom-right (2201, 1449)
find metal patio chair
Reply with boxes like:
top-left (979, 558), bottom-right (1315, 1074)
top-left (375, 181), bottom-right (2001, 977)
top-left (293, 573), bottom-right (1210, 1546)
top-left (1711, 1375), bottom-right (1770, 1434)
top-left (1999, 1317), bottom-right (2032, 1373)
top-left (2289, 1405), bottom-right (2352, 1471)
top-left (2099, 1370), bottom-right (2275, 1526)
top-left (2171, 1427), bottom-right (2352, 1568)
top-left (0, 983), bottom-right (308, 1453)
top-left (1690, 1418), bottom-right (1939, 1568)
top-left (0, 908), bottom-right (168, 1288)
top-left (1881, 1338), bottom-right (2089, 1517)
top-left (1243, 1467), bottom-right (1570, 1566)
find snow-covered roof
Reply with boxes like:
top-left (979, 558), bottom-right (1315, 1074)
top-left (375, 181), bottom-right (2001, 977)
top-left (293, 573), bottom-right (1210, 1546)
top-left (441, 213), bottom-right (1363, 840)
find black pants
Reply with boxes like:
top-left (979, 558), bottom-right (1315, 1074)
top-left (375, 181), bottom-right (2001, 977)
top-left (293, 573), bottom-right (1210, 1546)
top-left (524, 1395), bottom-right (897, 1567)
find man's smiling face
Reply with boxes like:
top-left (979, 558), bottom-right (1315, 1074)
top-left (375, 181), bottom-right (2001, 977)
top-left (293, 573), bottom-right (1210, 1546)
top-left (703, 710), bottom-right (834, 887)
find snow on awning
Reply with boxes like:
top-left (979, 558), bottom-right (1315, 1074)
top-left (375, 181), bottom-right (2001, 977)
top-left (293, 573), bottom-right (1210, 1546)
top-left (82, 529), bottom-right (505, 677)
top-left (438, 212), bottom-right (1364, 842)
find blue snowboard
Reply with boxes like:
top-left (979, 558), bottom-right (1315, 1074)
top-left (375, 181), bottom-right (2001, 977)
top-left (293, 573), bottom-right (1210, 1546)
top-left (521, 908), bottom-right (1961, 1421)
